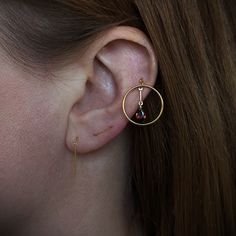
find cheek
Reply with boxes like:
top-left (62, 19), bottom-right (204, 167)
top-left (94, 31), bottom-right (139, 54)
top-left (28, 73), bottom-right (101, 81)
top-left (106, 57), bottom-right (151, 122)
top-left (0, 73), bottom-right (66, 221)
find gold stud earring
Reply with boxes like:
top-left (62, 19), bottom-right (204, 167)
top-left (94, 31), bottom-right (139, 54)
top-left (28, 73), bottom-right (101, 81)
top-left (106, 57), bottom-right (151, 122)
top-left (72, 137), bottom-right (79, 177)
top-left (122, 78), bottom-right (164, 126)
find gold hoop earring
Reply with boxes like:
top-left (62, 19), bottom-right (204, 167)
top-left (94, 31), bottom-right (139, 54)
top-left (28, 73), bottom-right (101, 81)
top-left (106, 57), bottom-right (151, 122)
top-left (122, 78), bottom-right (164, 126)
top-left (72, 137), bottom-right (79, 177)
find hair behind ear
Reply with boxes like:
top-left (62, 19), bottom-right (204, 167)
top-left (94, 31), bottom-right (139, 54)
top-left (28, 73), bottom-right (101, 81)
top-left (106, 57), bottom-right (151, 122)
top-left (132, 0), bottom-right (236, 235)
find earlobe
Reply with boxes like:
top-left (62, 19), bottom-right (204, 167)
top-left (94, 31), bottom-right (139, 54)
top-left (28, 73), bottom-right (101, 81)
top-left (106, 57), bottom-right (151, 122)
top-left (65, 26), bottom-right (158, 154)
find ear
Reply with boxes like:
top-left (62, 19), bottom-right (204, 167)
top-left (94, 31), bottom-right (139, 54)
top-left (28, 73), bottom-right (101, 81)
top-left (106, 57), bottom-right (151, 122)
top-left (66, 26), bottom-right (158, 154)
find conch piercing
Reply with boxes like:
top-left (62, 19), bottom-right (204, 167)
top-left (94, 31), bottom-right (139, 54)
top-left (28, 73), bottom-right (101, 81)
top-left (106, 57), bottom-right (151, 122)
top-left (122, 78), bottom-right (164, 126)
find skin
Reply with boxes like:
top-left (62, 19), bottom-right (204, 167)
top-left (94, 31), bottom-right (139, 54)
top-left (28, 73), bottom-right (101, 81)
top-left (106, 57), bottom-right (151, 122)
top-left (0, 26), bottom-right (157, 236)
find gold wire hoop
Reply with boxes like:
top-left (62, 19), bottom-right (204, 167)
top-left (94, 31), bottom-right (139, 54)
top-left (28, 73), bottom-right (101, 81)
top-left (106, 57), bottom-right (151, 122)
top-left (122, 82), bottom-right (164, 126)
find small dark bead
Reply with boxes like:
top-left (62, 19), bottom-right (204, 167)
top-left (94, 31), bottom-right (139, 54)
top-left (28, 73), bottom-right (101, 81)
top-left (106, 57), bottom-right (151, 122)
top-left (135, 108), bottom-right (147, 121)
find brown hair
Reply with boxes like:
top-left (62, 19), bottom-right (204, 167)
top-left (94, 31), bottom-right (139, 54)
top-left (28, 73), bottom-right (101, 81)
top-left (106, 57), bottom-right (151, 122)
top-left (1, 0), bottom-right (236, 235)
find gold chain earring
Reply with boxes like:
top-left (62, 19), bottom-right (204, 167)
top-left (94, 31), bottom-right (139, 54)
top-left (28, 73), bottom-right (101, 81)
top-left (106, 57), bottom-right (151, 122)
top-left (122, 78), bottom-right (164, 126)
top-left (72, 137), bottom-right (79, 177)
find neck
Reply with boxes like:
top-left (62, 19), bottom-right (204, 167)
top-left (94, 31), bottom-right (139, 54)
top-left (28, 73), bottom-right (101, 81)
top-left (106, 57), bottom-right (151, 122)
top-left (13, 130), bottom-right (142, 236)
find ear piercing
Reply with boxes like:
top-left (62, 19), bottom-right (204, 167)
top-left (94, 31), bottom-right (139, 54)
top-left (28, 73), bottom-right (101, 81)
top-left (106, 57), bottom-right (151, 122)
top-left (72, 137), bottom-right (79, 177)
top-left (122, 78), bottom-right (164, 126)
top-left (136, 79), bottom-right (147, 121)
top-left (71, 78), bottom-right (164, 167)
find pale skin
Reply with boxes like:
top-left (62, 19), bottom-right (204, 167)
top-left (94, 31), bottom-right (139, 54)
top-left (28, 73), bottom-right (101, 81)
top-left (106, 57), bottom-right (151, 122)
top-left (0, 26), bottom-right (157, 236)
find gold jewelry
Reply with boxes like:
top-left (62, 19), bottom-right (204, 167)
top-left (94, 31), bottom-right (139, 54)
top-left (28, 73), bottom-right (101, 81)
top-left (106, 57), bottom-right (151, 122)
top-left (122, 78), bottom-right (164, 126)
top-left (72, 137), bottom-right (79, 177)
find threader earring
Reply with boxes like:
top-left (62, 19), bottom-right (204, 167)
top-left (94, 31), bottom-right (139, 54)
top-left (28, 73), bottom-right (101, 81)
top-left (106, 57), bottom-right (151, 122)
top-left (122, 78), bottom-right (164, 126)
top-left (72, 137), bottom-right (79, 177)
